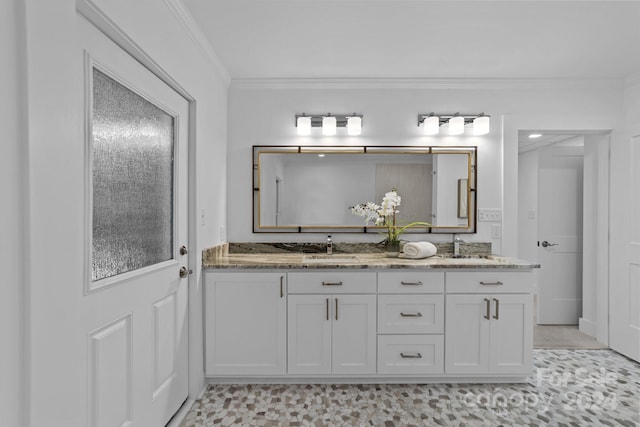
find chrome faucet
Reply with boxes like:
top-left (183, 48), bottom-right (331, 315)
top-left (453, 234), bottom-right (464, 258)
top-left (326, 234), bottom-right (333, 255)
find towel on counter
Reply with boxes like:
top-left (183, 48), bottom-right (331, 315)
top-left (401, 241), bottom-right (437, 259)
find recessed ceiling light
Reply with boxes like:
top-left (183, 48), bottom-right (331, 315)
top-left (529, 133), bottom-right (542, 139)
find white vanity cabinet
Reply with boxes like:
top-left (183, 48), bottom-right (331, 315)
top-left (204, 272), bottom-right (287, 376)
top-left (203, 263), bottom-right (537, 382)
top-left (444, 271), bottom-right (534, 375)
top-left (377, 272), bottom-right (445, 374)
top-left (287, 272), bottom-right (377, 375)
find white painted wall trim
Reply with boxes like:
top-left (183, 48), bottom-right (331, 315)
top-left (230, 78), bottom-right (624, 91)
top-left (596, 135), bottom-right (611, 346)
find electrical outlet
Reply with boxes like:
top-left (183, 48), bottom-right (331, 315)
top-left (491, 224), bottom-right (502, 239)
top-left (220, 226), bottom-right (226, 242)
top-left (478, 208), bottom-right (502, 221)
top-left (528, 210), bottom-right (537, 220)
top-left (201, 209), bottom-right (206, 226)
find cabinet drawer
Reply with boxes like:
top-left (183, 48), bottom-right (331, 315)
top-left (378, 335), bottom-right (444, 375)
top-left (446, 271), bottom-right (534, 294)
top-left (378, 295), bottom-right (444, 334)
top-left (378, 272), bottom-right (444, 294)
top-left (288, 272), bottom-right (377, 294)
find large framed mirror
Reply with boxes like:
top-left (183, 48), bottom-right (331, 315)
top-left (253, 145), bottom-right (477, 234)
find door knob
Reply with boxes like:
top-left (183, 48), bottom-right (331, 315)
top-left (180, 245), bottom-right (188, 255)
top-left (179, 266), bottom-right (192, 278)
top-left (541, 241), bottom-right (558, 248)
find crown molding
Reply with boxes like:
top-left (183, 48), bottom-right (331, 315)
top-left (230, 77), bottom-right (624, 91)
top-left (163, 0), bottom-right (231, 85)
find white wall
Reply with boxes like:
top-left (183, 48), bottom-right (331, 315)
top-left (1, 0), bottom-right (26, 425)
top-left (228, 82), bottom-right (623, 255)
top-left (21, 0), bottom-right (228, 424)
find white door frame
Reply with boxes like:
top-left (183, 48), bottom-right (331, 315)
top-left (519, 130), bottom-right (610, 345)
top-left (77, 0), bottom-right (202, 412)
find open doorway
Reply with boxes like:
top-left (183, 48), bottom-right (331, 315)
top-left (518, 130), bottom-right (610, 349)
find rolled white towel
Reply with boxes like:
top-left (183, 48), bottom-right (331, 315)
top-left (402, 241), bottom-right (437, 259)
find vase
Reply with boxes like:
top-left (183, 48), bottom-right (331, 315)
top-left (385, 240), bottom-right (401, 258)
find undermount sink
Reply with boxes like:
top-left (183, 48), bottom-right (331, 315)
top-left (302, 254), bottom-right (360, 263)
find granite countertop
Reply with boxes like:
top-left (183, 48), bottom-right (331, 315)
top-left (203, 253), bottom-right (540, 270)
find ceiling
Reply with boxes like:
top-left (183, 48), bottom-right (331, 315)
top-left (182, 0), bottom-right (640, 80)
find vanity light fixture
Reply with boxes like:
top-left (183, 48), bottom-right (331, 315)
top-left (322, 115), bottom-right (337, 136)
top-left (295, 113), bottom-right (364, 136)
top-left (296, 115), bottom-right (312, 136)
top-left (422, 114), bottom-right (440, 135)
top-left (473, 114), bottom-right (490, 136)
top-left (346, 115), bottom-right (362, 136)
top-left (448, 114), bottom-right (465, 135)
top-left (417, 113), bottom-right (491, 136)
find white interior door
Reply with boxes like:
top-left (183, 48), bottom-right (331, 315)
top-left (81, 17), bottom-right (189, 426)
top-left (610, 135), bottom-right (640, 362)
top-left (537, 145), bottom-right (583, 324)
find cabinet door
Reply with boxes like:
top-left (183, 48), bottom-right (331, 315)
top-left (332, 294), bottom-right (377, 374)
top-left (445, 294), bottom-right (490, 374)
top-left (288, 295), bottom-right (332, 374)
top-left (206, 273), bottom-right (286, 376)
top-left (489, 294), bottom-right (533, 374)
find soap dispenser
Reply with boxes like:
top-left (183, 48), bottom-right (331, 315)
top-left (326, 234), bottom-right (333, 255)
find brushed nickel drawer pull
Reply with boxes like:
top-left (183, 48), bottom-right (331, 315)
top-left (322, 281), bottom-right (343, 286)
top-left (400, 312), bottom-right (423, 317)
top-left (335, 298), bottom-right (339, 321)
top-left (484, 298), bottom-right (491, 320)
top-left (326, 298), bottom-right (329, 321)
top-left (493, 298), bottom-right (499, 320)
top-left (480, 281), bottom-right (504, 286)
top-left (400, 352), bottom-right (422, 359)
top-left (400, 281), bottom-right (423, 286)
top-left (280, 276), bottom-right (284, 298)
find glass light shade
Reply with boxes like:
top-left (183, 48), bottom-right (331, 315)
top-left (322, 116), bottom-right (337, 136)
top-left (448, 116), bottom-right (465, 135)
top-left (473, 116), bottom-right (490, 135)
top-left (296, 116), bottom-right (312, 136)
top-left (423, 115), bottom-right (440, 135)
top-left (346, 116), bottom-right (362, 136)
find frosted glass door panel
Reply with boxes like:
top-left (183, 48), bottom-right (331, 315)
top-left (92, 68), bottom-right (174, 282)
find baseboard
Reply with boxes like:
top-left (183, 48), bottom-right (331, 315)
top-left (206, 375), bottom-right (529, 385)
top-left (579, 317), bottom-right (597, 338)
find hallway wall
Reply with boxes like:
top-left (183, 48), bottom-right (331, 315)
top-left (1, 1), bottom-right (26, 425)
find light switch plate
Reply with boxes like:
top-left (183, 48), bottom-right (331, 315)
top-left (478, 208), bottom-right (502, 221)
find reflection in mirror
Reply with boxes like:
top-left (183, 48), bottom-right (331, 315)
top-left (253, 146), bottom-right (476, 233)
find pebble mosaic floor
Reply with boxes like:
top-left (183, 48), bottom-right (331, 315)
top-left (180, 350), bottom-right (640, 426)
